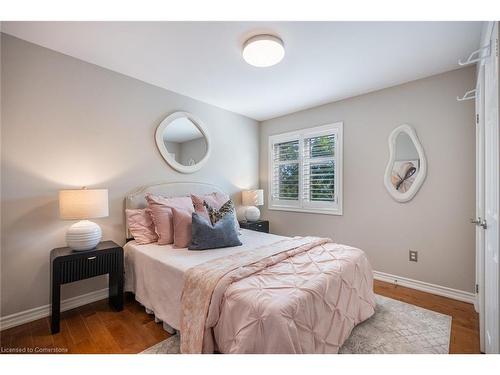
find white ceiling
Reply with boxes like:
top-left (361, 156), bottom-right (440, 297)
top-left (1, 21), bottom-right (482, 121)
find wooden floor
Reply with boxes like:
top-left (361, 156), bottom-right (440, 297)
top-left (0, 281), bottom-right (480, 354)
top-left (0, 294), bottom-right (171, 354)
top-left (373, 280), bottom-right (480, 353)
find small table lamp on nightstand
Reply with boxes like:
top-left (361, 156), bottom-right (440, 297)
top-left (242, 189), bottom-right (264, 221)
top-left (59, 188), bottom-right (109, 251)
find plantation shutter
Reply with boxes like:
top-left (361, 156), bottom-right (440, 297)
top-left (302, 133), bottom-right (336, 204)
top-left (271, 140), bottom-right (300, 201)
top-left (269, 122), bottom-right (342, 215)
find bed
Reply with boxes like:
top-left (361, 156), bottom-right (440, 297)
top-left (124, 182), bottom-right (376, 354)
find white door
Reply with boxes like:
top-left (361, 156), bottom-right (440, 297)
top-left (475, 66), bottom-right (486, 353)
top-left (484, 22), bottom-right (499, 354)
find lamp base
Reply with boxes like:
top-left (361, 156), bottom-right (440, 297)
top-left (66, 220), bottom-right (102, 251)
top-left (244, 206), bottom-right (261, 221)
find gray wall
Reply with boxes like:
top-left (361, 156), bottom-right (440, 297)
top-left (259, 67), bottom-right (476, 293)
top-left (0, 34), bottom-right (259, 317)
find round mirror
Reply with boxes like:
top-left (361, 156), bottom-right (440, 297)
top-left (384, 124), bottom-right (427, 202)
top-left (155, 111), bottom-right (211, 173)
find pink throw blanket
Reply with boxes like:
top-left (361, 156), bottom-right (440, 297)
top-left (180, 237), bottom-right (375, 353)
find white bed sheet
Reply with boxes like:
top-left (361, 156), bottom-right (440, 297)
top-left (124, 229), bottom-right (288, 330)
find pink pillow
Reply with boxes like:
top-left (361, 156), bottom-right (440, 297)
top-left (171, 207), bottom-right (193, 248)
top-left (146, 194), bottom-right (194, 245)
top-left (125, 208), bottom-right (158, 244)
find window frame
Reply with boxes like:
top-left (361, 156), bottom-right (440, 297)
top-left (268, 122), bottom-right (343, 216)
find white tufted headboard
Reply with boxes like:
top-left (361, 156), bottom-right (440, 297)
top-left (124, 181), bottom-right (227, 239)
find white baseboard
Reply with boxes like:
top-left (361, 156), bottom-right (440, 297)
top-left (0, 288), bottom-right (109, 331)
top-left (374, 270), bottom-right (475, 304)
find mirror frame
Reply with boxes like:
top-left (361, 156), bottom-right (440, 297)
top-left (383, 124), bottom-right (427, 203)
top-left (155, 111), bottom-right (211, 174)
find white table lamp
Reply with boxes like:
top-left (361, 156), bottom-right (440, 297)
top-left (59, 188), bottom-right (109, 251)
top-left (242, 189), bottom-right (264, 221)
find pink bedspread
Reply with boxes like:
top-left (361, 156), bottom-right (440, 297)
top-left (180, 237), bottom-right (375, 354)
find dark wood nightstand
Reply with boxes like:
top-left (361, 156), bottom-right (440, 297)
top-left (239, 220), bottom-right (269, 233)
top-left (50, 240), bottom-right (124, 334)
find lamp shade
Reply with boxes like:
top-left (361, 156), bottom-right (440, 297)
top-left (59, 188), bottom-right (109, 220)
top-left (242, 189), bottom-right (264, 206)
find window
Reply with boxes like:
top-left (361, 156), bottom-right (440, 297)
top-left (268, 122), bottom-right (343, 215)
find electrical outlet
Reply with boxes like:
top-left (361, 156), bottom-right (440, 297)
top-left (409, 250), bottom-right (418, 262)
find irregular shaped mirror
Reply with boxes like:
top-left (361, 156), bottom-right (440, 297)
top-left (155, 112), bottom-right (210, 173)
top-left (384, 124), bottom-right (427, 202)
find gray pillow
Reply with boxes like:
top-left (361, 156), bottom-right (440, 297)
top-left (189, 212), bottom-right (242, 250)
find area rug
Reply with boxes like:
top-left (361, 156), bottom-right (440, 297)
top-left (141, 294), bottom-right (452, 354)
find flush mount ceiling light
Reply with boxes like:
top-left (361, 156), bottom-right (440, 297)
top-left (242, 34), bottom-right (285, 67)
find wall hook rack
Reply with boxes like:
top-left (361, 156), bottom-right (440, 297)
top-left (458, 44), bottom-right (491, 66)
top-left (457, 89), bottom-right (477, 102)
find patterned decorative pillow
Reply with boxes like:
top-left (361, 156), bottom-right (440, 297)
top-left (204, 199), bottom-right (235, 225)
top-left (191, 193), bottom-right (241, 235)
